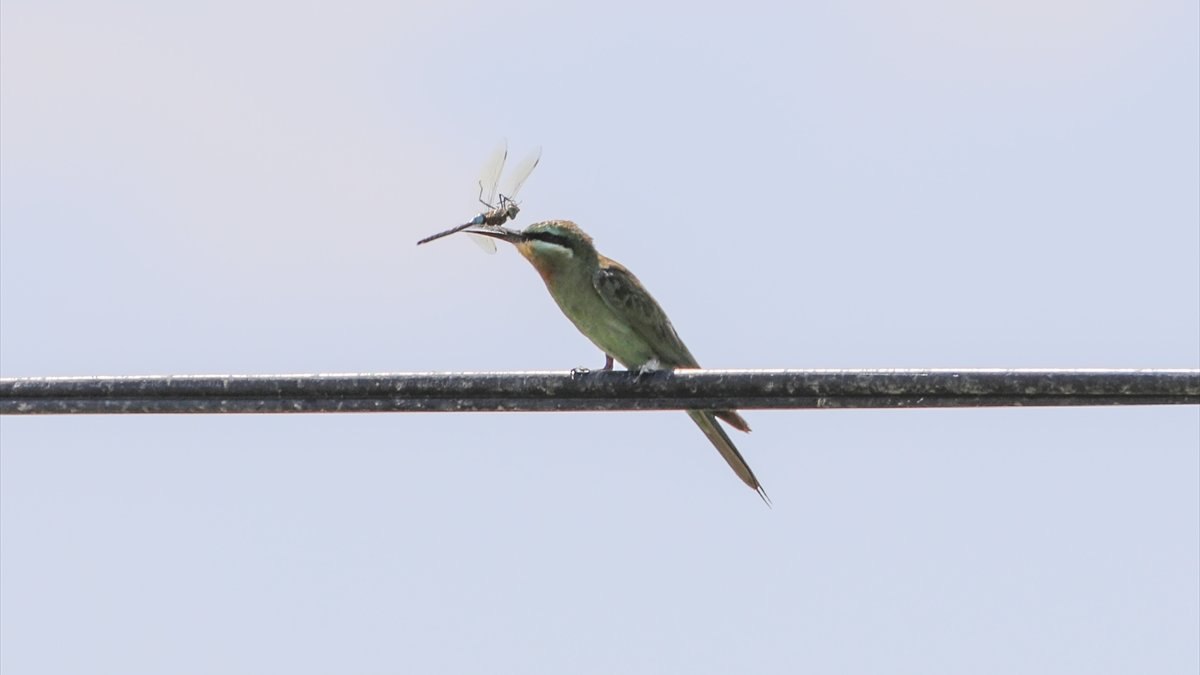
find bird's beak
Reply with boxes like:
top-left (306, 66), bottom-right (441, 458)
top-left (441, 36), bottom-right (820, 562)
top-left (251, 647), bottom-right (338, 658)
top-left (465, 226), bottom-right (524, 244)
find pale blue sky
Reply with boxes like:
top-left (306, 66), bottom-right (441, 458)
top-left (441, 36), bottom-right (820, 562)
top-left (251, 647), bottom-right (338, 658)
top-left (2, 1), bottom-right (1198, 673)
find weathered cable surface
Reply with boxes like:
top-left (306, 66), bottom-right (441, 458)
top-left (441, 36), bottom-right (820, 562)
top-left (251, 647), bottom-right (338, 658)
top-left (2, 369), bottom-right (1197, 415)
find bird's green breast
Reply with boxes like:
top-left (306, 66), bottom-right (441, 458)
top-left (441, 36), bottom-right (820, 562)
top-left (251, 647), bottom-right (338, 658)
top-left (538, 262), bottom-right (658, 368)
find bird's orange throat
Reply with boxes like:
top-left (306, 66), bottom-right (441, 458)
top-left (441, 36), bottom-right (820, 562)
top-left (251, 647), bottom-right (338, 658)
top-left (516, 241), bottom-right (565, 284)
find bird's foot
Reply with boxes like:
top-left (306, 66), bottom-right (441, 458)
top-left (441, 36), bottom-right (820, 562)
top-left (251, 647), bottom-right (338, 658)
top-left (573, 355), bottom-right (616, 379)
top-left (574, 355), bottom-right (616, 379)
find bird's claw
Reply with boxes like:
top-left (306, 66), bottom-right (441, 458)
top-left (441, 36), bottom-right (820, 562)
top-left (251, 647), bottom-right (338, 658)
top-left (575, 354), bottom-right (615, 380)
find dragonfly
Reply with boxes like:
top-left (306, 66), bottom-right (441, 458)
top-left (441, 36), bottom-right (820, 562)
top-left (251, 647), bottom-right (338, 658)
top-left (417, 141), bottom-right (541, 253)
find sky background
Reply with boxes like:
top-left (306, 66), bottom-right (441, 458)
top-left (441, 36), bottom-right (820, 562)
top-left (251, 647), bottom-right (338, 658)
top-left (2, 0), bottom-right (1198, 673)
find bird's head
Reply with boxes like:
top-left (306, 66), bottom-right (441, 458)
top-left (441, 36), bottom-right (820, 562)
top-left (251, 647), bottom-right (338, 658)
top-left (468, 220), bottom-right (597, 278)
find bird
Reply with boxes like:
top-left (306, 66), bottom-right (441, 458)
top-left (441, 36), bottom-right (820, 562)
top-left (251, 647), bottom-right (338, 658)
top-left (465, 220), bottom-right (769, 504)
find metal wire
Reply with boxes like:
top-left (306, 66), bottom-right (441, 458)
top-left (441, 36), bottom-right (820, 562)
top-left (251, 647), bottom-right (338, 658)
top-left (2, 369), bottom-right (1196, 415)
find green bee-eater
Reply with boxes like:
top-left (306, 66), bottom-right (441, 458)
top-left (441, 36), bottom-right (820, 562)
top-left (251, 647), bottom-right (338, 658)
top-left (467, 220), bottom-right (769, 504)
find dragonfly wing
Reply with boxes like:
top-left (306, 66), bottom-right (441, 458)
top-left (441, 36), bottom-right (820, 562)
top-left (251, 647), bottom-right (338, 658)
top-left (468, 232), bottom-right (498, 253)
top-left (501, 146), bottom-right (541, 201)
top-left (476, 140), bottom-right (508, 208)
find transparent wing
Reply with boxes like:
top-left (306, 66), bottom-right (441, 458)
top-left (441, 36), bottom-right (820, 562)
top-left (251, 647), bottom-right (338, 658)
top-left (418, 142), bottom-right (511, 253)
top-left (468, 232), bottom-right (498, 253)
top-left (476, 140), bottom-right (508, 208)
top-left (500, 146), bottom-right (541, 201)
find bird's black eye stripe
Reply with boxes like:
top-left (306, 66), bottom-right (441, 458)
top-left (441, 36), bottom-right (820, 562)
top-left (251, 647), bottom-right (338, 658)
top-left (526, 232), bottom-right (574, 250)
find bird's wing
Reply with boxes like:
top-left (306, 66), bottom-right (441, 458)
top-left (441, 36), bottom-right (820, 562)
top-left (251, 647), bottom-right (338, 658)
top-left (593, 258), bottom-right (753, 433)
top-left (592, 258), bottom-right (699, 367)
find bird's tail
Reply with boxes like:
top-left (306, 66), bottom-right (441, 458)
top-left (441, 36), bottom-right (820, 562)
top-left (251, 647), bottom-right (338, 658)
top-left (686, 410), bottom-right (770, 506)
top-left (715, 410), bottom-right (751, 432)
